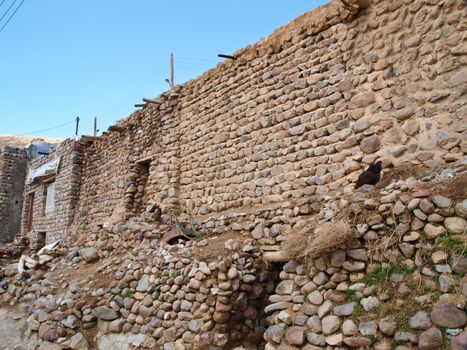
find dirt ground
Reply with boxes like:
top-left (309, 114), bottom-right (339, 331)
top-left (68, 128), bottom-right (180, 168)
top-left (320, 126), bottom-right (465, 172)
top-left (193, 230), bottom-right (250, 262)
top-left (0, 307), bottom-right (40, 350)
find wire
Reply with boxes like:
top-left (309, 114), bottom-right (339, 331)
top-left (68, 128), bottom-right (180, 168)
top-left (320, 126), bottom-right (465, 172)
top-left (0, 0), bottom-right (18, 22)
top-left (0, 0), bottom-right (26, 33)
top-left (0, 0), bottom-right (8, 10)
top-left (18, 119), bottom-right (76, 136)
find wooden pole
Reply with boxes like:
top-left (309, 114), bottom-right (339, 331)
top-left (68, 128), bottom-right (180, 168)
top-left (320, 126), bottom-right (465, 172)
top-left (170, 52), bottom-right (174, 88)
top-left (93, 116), bottom-right (97, 136)
top-left (75, 116), bottom-right (80, 136)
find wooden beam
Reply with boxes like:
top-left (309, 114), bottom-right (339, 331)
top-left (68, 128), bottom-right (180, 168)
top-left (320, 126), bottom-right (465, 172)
top-left (81, 135), bottom-right (100, 143)
top-left (135, 155), bottom-right (156, 164)
top-left (108, 125), bottom-right (125, 132)
top-left (134, 103), bottom-right (146, 108)
top-left (262, 251), bottom-right (291, 262)
top-left (143, 98), bottom-right (163, 104)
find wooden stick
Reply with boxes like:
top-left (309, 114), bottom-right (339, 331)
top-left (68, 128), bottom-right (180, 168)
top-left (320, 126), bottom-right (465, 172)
top-left (263, 251), bottom-right (291, 262)
top-left (143, 98), bottom-right (163, 104)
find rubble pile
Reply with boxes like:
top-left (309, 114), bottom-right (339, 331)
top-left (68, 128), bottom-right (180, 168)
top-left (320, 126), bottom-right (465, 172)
top-left (1, 218), bottom-right (274, 349)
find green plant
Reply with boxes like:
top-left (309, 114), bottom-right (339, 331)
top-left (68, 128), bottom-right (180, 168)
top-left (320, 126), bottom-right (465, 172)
top-left (123, 289), bottom-right (135, 298)
top-left (302, 291), bottom-right (309, 301)
top-left (363, 264), bottom-right (413, 286)
top-left (116, 226), bottom-right (128, 235)
top-left (368, 334), bottom-right (378, 343)
top-left (352, 302), bottom-right (364, 318)
top-left (81, 224), bottom-right (89, 231)
top-left (435, 231), bottom-right (465, 256)
top-left (364, 266), bottom-right (392, 286)
top-left (346, 288), bottom-right (360, 301)
top-left (396, 264), bottom-right (413, 276)
top-left (437, 326), bottom-right (451, 350)
top-left (397, 315), bottom-right (410, 332)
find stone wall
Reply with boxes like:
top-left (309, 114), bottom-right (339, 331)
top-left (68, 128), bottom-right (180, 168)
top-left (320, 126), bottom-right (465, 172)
top-left (3, 168), bottom-right (466, 349)
top-left (0, 146), bottom-right (27, 243)
top-left (21, 140), bottom-right (84, 248)
top-left (261, 173), bottom-right (467, 350)
top-left (75, 0), bottom-right (467, 242)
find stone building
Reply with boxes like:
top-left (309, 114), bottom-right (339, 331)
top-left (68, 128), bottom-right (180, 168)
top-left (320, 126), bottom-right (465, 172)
top-left (20, 139), bottom-right (84, 249)
top-left (0, 146), bottom-right (28, 242)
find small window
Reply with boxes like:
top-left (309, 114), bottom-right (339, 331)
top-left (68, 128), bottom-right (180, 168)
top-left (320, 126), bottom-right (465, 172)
top-left (36, 231), bottom-right (46, 250)
top-left (45, 182), bottom-right (56, 215)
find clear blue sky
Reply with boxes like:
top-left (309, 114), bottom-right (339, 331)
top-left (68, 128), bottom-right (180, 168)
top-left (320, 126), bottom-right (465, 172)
top-left (0, 0), bottom-right (326, 138)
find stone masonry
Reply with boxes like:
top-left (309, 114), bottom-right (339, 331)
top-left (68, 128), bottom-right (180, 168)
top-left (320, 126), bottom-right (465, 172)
top-left (21, 140), bottom-right (84, 249)
top-left (74, 0), bottom-right (466, 246)
top-left (0, 0), bottom-right (466, 349)
top-left (0, 146), bottom-right (27, 242)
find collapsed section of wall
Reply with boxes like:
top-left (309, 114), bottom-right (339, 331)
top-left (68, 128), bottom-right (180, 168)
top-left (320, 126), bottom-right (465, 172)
top-left (0, 146), bottom-right (27, 243)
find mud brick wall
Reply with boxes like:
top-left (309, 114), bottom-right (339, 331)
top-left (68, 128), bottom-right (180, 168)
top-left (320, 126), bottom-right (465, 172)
top-left (0, 146), bottom-right (27, 242)
top-left (21, 140), bottom-right (84, 248)
top-left (76, 0), bottom-right (467, 235)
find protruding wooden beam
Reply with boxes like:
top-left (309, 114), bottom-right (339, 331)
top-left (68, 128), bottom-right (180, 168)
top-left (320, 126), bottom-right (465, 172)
top-left (143, 98), bottom-right (163, 104)
top-left (135, 155), bottom-right (156, 164)
top-left (108, 125), bottom-right (125, 132)
top-left (263, 251), bottom-right (291, 262)
top-left (218, 54), bottom-right (236, 60)
top-left (134, 103), bottom-right (146, 108)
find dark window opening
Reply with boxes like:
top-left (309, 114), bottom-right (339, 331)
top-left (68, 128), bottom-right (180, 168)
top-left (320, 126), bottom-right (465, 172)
top-left (133, 161), bottom-right (151, 214)
top-left (36, 231), bottom-right (46, 250)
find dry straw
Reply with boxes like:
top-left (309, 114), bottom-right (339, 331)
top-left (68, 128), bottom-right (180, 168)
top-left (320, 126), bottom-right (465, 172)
top-left (283, 210), bottom-right (355, 263)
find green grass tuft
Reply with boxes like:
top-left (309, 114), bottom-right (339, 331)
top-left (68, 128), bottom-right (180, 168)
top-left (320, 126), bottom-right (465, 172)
top-left (435, 231), bottom-right (465, 256)
top-left (352, 302), bottom-right (365, 319)
top-left (346, 288), bottom-right (360, 301)
top-left (116, 226), bottom-right (128, 235)
top-left (363, 264), bottom-right (413, 286)
top-left (123, 289), bottom-right (135, 298)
